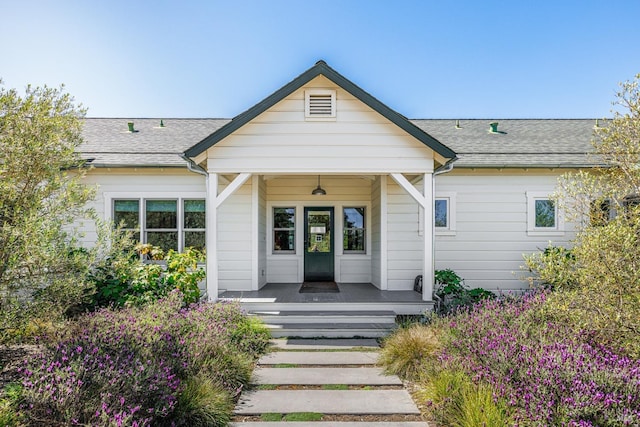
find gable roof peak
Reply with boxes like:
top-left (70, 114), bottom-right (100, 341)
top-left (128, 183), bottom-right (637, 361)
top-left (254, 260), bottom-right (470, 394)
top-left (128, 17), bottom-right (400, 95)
top-left (184, 61), bottom-right (456, 160)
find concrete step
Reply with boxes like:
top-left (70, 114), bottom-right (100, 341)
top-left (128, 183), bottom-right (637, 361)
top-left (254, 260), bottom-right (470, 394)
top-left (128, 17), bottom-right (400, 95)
top-left (270, 338), bottom-right (380, 350)
top-left (265, 322), bottom-right (395, 339)
top-left (234, 390), bottom-right (421, 415)
top-left (259, 351), bottom-right (378, 366)
top-left (252, 310), bottom-right (397, 324)
top-left (253, 367), bottom-right (402, 385)
top-left (230, 422), bottom-right (430, 427)
top-left (237, 300), bottom-right (432, 315)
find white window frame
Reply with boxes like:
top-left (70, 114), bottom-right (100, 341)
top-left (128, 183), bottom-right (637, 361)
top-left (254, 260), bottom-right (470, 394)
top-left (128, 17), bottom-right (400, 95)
top-left (434, 192), bottom-right (457, 236)
top-left (305, 89), bottom-right (336, 121)
top-left (105, 192), bottom-right (206, 252)
top-left (526, 191), bottom-right (564, 236)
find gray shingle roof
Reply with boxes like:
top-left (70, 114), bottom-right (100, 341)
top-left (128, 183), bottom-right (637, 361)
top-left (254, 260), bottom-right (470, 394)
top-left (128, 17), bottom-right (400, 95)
top-left (411, 119), bottom-right (599, 168)
top-left (80, 118), bottom-right (229, 167)
top-left (80, 117), bottom-right (600, 168)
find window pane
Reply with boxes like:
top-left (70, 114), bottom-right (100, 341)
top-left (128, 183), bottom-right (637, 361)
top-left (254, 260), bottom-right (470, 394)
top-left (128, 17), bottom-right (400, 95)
top-left (435, 199), bottom-right (448, 228)
top-left (146, 200), bottom-right (177, 229)
top-left (274, 207), bottom-right (295, 229)
top-left (343, 207), bottom-right (365, 252)
top-left (343, 208), bottom-right (364, 228)
top-left (184, 231), bottom-right (205, 251)
top-left (344, 229), bottom-right (365, 252)
top-left (114, 200), bottom-right (139, 229)
top-left (147, 231), bottom-right (178, 251)
top-left (535, 199), bottom-right (556, 228)
top-left (274, 230), bottom-right (295, 251)
top-left (184, 200), bottom-right (206, 229)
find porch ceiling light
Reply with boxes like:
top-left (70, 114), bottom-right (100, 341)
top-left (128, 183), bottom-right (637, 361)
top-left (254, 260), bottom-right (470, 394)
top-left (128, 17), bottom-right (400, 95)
top-left (311, 175), bottom-right (327, 195)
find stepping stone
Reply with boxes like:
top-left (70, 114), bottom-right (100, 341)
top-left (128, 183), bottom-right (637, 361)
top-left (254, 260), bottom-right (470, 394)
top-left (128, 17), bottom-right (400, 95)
top-left (253, 367), bottom-right (402, 385)
top-left (271, 338), bottom-right (380, 350)
top-left (259, 351), bottom-right (378, 365)
top-left (234, 390), bottom-right (421, 415)
top-left (230, 423), bottom-right (430, 426)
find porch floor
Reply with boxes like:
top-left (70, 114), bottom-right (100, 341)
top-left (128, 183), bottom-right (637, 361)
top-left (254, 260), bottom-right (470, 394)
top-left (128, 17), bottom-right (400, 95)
top-left (219, 282), bottom-right (426, 304)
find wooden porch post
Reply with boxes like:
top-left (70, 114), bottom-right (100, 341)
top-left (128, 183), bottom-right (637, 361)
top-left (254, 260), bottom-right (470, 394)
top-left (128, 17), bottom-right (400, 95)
top-left (206, 173), bottom-right (219, 301)
top-left (422, 172), bottom-right (434, 302)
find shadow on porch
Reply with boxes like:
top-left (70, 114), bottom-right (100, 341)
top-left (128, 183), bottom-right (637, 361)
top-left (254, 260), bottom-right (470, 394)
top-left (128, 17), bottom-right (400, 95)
top-left (219, 283), bottom-right (433, 338)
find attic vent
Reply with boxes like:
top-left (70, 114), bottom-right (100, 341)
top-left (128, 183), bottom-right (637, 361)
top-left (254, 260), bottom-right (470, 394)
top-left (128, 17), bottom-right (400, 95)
top-left (305, 90), bottom-right (336, 120)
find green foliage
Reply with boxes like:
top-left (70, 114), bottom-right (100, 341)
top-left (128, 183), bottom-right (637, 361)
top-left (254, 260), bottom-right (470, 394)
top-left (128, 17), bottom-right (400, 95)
top-left (0, 82), bottom-right (94, 324)
top-left (379, 323), bottom-right (443, 380)
top-left (90, 247), bottom-right (205, 308)
top-left (0, 383), bottom-right (23, 426)
top-left (435, 269), bottom-right (495, 314)
top-left (283, 412), bottom-right (324, 421)
top-left (170, 374), bottom-right (233, 427)
top-left (417, 369), bottom-right (512, 427)
top-left (524, 245), bottom-right (577, 290)
top-left (536, 74), bottom-right (640, 358)
top-left (229, 315), bottom-right (272, 357)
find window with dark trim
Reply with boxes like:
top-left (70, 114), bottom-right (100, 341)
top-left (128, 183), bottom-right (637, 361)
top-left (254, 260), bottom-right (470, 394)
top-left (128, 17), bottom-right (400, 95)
top-left (273, 207), bottom-right (295, 253)
top-left (343, 207), bottom-right (365, 253)
top-left (112, 198), bottom-right (205, 251)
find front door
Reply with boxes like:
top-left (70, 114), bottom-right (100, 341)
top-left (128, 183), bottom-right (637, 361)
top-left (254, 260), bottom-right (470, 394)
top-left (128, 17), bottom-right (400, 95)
top-left (304, 207), bottom-right (334, 281)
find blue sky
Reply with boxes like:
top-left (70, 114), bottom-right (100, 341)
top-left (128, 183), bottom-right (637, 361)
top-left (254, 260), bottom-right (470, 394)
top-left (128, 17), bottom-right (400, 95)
top-left (2, 0), bottom-right (639, 119)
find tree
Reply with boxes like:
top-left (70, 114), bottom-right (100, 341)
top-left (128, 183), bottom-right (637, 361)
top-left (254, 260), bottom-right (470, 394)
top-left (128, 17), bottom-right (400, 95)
top-left (0, 82), bottom-right (94, 335)
top-left (525, 74), bottom-right (640, 356)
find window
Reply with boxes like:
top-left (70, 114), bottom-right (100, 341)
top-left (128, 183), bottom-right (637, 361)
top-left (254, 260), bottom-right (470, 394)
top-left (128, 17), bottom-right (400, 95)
top-left (184, 200), bottom-right (206, 250)
top-left (112, 198), bottom-right (205, 251)
top-left (433, 193), bottom-right (456, 235)
top-left (273, 207), bottom-right (295, 253)
top-left (527, 192), bottom-right (563, 235)
top-left (305, 89), bottom-right (336, 120)
top-left (343, 207), bottom-right (365, 253)
top-left (434, 199), bottom-right (448, 228)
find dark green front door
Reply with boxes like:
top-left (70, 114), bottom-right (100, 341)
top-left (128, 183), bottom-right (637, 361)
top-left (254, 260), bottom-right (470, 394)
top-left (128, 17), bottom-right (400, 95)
top-left (304, 207), bottom-right (334, 281)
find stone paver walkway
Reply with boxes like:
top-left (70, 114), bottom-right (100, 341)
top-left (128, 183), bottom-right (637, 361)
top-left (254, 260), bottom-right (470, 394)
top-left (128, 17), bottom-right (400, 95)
top-left (231, 338), bottom-right (430, 426)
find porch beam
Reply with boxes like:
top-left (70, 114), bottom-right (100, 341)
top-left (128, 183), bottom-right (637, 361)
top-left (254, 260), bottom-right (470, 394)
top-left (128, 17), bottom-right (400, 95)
top-left (215, 172), bottom-right (252, 208)
top-left (390, 173), bottom-right (427, 208)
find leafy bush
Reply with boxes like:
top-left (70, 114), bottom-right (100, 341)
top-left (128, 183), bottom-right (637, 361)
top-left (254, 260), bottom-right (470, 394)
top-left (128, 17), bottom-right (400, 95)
top-left (434, 269), bottom-right (495, 314)
top-left (15, 292), bottom-right (270, 426)
top-left (90, 247), bottom-right (206, 308)
top-left (524, 245), bottom-right (578, 290)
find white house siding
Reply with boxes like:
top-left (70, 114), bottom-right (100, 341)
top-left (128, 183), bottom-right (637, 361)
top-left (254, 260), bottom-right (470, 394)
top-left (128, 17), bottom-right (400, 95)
top-left (81, 168), bottom-right (206, 246)
top-left (386, 178), bottom-right (425, 291)
top-left (266, 175), bottom-right (372, 284)
top-left (434, 169), bottom-right (575, 293)
top-left (206, 75), bottom-right (435, 175)
top-left (217, 179), bottom-right (253, 291)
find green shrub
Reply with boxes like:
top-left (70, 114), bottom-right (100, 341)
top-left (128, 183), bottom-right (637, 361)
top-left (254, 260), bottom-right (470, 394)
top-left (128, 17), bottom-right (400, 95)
top-left (0, 383), bottom-right (23, 427)
top-left (379, 323), bottom-right (443, 380)
top-left (523, 244), bottom-right (578, 290)
top-left (230, 315), bottom-right (272, 357)
top-left (435, 269), bottom-right (495, 315)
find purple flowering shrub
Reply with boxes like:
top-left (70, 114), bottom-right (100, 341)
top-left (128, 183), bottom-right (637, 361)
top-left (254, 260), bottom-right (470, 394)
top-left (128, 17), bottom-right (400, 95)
top-left (16, 291), bottom-right (270, 426)
top-left (442, 292), bottom-right (640, 426)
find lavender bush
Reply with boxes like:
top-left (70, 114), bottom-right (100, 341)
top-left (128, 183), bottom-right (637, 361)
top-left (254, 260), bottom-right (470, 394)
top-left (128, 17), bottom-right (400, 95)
top-left (15, 291), bottom-right (270, 426)
top-left (442, 293), bottom-right (640, 426)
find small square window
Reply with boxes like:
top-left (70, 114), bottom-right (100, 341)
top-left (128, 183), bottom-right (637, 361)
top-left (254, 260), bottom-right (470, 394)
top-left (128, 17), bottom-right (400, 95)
top-left (527, 192), bottom-right (563, 235)
top-left (433, 193), bottom-right (456, 235)
top-left (435, 199), bottom-right (448, 228)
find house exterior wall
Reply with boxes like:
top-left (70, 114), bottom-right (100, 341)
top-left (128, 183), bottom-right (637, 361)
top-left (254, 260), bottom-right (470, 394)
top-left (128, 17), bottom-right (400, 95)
top-left (386, 178), bottom-right (425, 291)
top-left (82, 168), bottom-right (206, 246)
top-left (434, 169), bottom-right (576, 293)
top-left (206, 75), bottom-right (435, 175)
